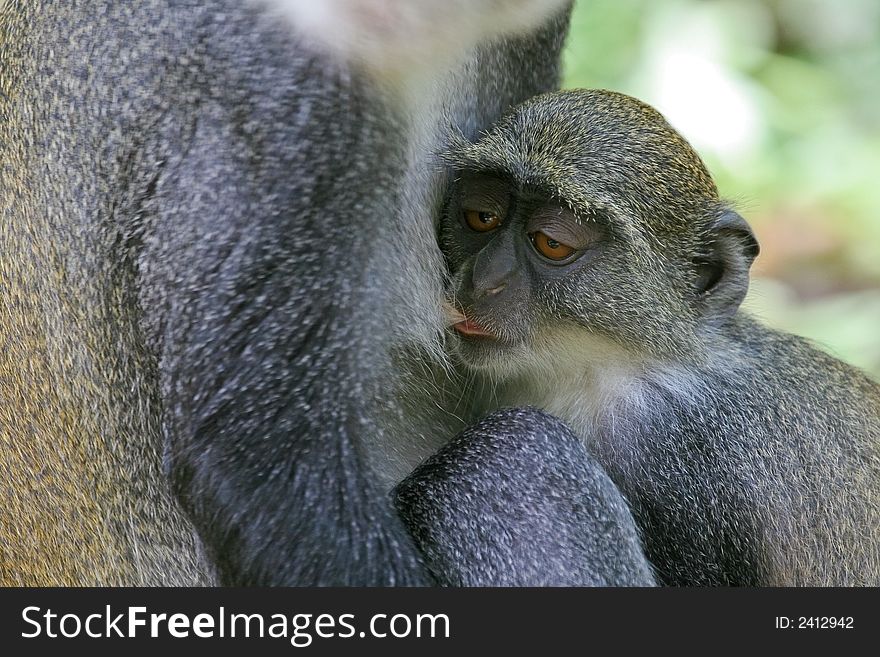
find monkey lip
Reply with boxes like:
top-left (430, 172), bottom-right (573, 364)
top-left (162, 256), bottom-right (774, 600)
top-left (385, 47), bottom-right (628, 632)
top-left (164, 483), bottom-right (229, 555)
top-left (452, 317), bottom-right (498, 339)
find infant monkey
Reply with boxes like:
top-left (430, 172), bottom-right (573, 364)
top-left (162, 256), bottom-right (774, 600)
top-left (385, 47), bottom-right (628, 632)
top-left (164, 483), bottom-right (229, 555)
top-left (439, 89), bottom-right (880, 585)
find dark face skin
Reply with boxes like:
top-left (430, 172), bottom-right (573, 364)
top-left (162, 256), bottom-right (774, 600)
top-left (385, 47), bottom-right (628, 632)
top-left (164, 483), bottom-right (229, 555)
top-left (441, 172), bottom-right (609, 374)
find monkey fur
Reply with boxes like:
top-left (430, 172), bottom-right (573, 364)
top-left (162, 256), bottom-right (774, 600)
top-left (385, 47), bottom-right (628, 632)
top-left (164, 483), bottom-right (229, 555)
top-left (3, 0), bottom-right (654, 586)
top-left (396, 408), bottom-right (655, 586)
top-left (438, 89), bottom-right (880, 586)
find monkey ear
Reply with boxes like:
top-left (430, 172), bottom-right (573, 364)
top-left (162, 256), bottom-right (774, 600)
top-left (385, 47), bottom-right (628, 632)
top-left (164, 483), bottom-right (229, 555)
top-left (694, 210), bottom-right (760, 318)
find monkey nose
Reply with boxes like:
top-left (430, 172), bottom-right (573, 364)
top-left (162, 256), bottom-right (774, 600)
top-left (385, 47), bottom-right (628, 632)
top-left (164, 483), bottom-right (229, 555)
top-left (475, 282), bottom-right (506, 300)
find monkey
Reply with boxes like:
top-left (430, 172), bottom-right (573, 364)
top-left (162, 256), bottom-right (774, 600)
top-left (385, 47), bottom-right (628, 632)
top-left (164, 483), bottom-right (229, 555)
top-left (3, 0), bottom-right (658, 587)
top-left (432, 88), bottom-right (880, 586)
top-left (395, 408), bottom-right (656, 586)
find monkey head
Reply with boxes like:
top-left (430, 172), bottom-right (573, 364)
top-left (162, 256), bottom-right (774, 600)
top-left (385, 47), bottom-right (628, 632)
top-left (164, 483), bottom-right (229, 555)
top-left (440, 89), bottom-right (759, 378)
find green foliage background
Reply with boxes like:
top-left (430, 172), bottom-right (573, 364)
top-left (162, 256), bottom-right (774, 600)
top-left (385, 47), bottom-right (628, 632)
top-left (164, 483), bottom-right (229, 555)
top-left (563, 0), bottom-right (880, 378)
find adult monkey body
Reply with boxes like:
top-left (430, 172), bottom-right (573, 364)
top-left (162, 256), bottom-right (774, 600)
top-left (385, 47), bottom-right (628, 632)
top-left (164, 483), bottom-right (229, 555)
top-left (432, 90), bottom-right (880, 585)
top-left (3, 0), bottom-right (654, 586)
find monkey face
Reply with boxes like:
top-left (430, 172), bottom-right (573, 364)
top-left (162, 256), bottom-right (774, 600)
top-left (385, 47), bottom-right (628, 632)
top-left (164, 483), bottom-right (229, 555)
top-left (441, 172), bottom-right (620, 377)
top-left (439, 89), bottom-right (761, 376)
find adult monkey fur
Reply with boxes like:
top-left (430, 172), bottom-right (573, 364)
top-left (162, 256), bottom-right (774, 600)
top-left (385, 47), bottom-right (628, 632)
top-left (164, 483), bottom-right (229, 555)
top-left (2, 0), bottom-right (656, 586)
top-left (425, 89), bottom-right (880, 585)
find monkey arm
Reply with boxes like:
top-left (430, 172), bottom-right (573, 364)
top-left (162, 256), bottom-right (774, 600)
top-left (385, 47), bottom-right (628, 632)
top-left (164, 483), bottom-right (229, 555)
top-left (396, 408), bottom-right (656, 586)
top-left (134, 65), bottom-right (435, 584)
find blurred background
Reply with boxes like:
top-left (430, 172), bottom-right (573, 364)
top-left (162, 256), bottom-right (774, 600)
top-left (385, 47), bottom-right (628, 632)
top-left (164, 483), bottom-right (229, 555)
top-left (563, 0), bottom-right (880, 378)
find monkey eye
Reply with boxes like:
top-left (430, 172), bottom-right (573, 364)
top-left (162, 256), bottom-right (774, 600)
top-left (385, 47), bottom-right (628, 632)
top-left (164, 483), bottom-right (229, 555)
top-left (464, 209), bottom-right (501, 233)
top-left (530, 231), bottom-right (576, 261)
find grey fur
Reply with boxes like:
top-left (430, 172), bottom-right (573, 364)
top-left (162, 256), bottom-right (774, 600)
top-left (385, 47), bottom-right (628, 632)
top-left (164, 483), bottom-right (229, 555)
top-left (440, 89), bottom-right (880, 585)
top-left (3, 0), bottom-right (627, 586)
top-left (397, 407), bottom-right (656, 586)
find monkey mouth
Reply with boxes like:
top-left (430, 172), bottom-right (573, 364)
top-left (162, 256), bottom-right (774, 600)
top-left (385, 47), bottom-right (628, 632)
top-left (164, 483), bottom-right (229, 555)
top-left (442, 299), bottom-right (501, 340)
top-left (452, 316), bottom-right (499, 339)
